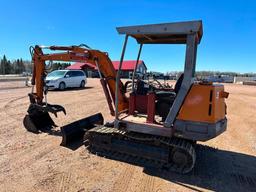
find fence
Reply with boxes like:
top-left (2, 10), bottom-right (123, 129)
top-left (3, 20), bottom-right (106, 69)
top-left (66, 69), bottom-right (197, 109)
top-left (234, 76), bottom-right (256, 83)
top-left (0, 75), bottom-right (31, 90)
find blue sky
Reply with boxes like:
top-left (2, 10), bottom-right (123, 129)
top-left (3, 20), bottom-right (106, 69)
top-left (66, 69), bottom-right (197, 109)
top-left (0, 0), bottom-right (255, 73)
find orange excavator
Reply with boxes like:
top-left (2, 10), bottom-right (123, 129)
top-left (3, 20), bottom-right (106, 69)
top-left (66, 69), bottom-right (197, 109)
top-left (24, 20), bottom-right (229, 173)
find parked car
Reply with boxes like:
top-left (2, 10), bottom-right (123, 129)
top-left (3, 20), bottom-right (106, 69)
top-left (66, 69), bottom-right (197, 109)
top-left (45, 70), bottom-right (87, 90)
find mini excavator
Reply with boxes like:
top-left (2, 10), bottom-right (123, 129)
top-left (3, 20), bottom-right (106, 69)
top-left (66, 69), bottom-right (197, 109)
top-left (23, 20), bottom-right (229, 173)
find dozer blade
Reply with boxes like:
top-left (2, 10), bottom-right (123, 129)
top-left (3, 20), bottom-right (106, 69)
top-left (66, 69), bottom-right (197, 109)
top-left (60, 113), bottom-right (104, 146)
top-left (23, 103), bottom-right (65, 133)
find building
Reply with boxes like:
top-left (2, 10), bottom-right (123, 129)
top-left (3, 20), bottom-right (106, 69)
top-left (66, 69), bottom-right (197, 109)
top-left (112, 60), bottom-right (147, 78)
top-left (66, 60), bottom-right (147, 78)
top-left (66, 62), bottom-right (98, 77)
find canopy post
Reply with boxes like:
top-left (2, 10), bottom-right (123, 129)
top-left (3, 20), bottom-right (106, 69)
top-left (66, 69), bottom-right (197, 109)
top-left (164, 33), bottom-right (198, 127)
top-left (115, 35), bottom-right (129, 120)
top-left (132, 44), bottom-right (143, 92)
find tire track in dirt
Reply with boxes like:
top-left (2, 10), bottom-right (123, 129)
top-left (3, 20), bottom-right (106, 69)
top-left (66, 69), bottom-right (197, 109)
top-left (0, 145), bottom-right (59, 191)
top-left (0, 96), bottom-right (24, 103)
top-left (33, 171), bottom-right (62, 192)
top-left (0, 137), bottom-right (59, 178)
top-left (111, 164), bottom-right (136, 192)
top-left (3, 95), bottom-right (27, 107)
top-left (58, 172), bottom-right (72, 192)
top-left (0, 95), bottom-right (27, 109)
top-left (0, 86), bottom-right (29, 91)
top-left (140, 174), bottom-right (156, 192)
top-left (3, 95), bottom-right (28, 121)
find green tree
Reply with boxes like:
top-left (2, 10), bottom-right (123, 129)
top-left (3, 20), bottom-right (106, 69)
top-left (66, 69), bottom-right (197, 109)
top-left (16, 58), bottom-right (25, 74)
top-left (12, 60), bottom-right (18, 74)
top-left (0, 57), bottom-right (3, 74)
top-left (0, 55), bottom-right (12, 74)
top-left (49, 62), bottom-right (71, 72)
top-left (0, 55), bottom-right (7, 74)
top-left (24, 60), bottom-right (32, 73)
top-left (19, 58), bottom-right (25, 73)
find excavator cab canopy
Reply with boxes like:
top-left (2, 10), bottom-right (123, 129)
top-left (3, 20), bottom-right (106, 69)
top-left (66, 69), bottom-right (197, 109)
top-left (116, 20), bottom-right (203, 44)
top-left (115, 20), bottom-right (203, 127)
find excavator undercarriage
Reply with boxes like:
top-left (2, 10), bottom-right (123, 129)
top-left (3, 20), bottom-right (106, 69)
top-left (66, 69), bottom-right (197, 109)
top-left (86, 126), bottom-right (196, 174)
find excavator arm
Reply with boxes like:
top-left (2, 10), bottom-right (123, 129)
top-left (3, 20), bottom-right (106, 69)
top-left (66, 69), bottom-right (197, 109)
top-left (30, 45), bottom-right (128, 112)
top-left (24, 45), bottom-right (128, 134)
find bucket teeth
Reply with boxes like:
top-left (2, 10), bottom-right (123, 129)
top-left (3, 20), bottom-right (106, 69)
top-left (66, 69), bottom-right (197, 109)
top-left (43, 103), bottom-right (66, 117)
top-left (28, 103), bottom-right (66, 117)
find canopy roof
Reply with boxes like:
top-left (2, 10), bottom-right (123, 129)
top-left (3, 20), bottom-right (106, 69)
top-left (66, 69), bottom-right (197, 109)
top-left (116, 20), bottom-right (203, 44)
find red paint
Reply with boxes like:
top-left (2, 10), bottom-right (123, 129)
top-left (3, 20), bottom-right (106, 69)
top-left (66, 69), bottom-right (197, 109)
top-left (112, 60), bottom-right (145, 71)
top-left (129, 93), bottom-right (136, 115)
top-left (147, 92), bottom-right (156, 123)
top-left (128, 94), bottom-right (148, 114)
top-left (67, 60), bottom-right (146, 71)
top-left (129, 92), bottom-right (156, 124)
top-left (135, 95), bottom-right (148, 113)
top-left (66, 60), bottom-right (145, 71)
top-left (66, 62), bottom-right (96, 70)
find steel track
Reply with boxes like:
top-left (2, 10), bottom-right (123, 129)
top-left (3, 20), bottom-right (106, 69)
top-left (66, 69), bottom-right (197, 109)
top-left (85, 126), bottom-right (196, 174)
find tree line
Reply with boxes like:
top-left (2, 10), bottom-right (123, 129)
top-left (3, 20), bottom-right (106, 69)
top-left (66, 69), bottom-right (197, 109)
top-left (166, 71), bottom-right (256, 77)
top-left (1, 54), bottom-right (254, 77)
top-left (0, 55), bottom-right (71, 75)
top-left (0, 55), bottom-right (30, 74)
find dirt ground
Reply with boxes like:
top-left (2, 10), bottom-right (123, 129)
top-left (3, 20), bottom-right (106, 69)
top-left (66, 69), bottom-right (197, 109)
top-left (0, 79), bottom-right (255, 192)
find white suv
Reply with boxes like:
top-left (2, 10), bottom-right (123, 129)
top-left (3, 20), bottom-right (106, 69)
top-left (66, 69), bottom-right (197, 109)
top-left (46, 70), bottom-right (87, 90)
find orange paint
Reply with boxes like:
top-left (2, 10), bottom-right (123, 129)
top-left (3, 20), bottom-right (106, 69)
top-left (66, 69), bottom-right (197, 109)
top-left (177, 83), bottom-right (228, 123)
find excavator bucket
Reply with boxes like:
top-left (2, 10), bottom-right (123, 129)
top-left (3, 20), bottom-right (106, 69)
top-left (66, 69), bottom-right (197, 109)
top-left (60, 113), bottom-right (104, 146)
top-left (23, 103), bottom-right (66, 133)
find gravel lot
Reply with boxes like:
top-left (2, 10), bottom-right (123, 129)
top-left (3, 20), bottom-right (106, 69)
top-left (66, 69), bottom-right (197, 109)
top-left (0, 79), bottom-right (255, 192)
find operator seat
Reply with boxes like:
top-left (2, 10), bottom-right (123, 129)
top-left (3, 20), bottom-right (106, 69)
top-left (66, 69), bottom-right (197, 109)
top-left (155, 73), bottom-right (184, 121)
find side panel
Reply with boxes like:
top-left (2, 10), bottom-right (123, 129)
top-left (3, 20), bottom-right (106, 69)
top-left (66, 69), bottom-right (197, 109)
top-left (177, 84), bottom-right (226, 123)
top-left (174, 118), bottom-right (227, 141)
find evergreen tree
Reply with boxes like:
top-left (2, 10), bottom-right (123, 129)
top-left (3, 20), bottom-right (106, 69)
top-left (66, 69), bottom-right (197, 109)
top-left (24, 60), bottom-right (32, 73)
top-left (13, 59), bottom-right (19, 74)
top-left (16, 58), bottom-right (25, 74)
top-left (0, 56), bottom-right (27, 74)
top-left (1, 55), bottom-right (7, 74)
top-left (6, 59), bottom-right (12, 74)
top-left (17, 59), bottom-right (20, 73)
top-left (0, 57), bottom-right (3, 74)
top-left (0, 55), bottom-right (12, 74)
top-left (20, 58), bottom-right (25, 73)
